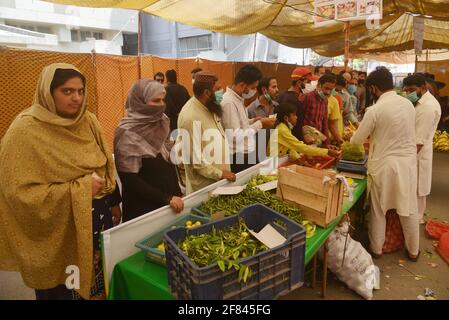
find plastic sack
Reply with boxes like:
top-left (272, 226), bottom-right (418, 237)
top-left (342, 142), bottom-right (365, 162)
top-left (303, 125), bottom-right (327, 145)
top-left (327, 221), bottom-right (380, 300)
top-left (382, 210), bottom-right (405, 253)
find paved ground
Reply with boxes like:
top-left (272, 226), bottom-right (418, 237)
top-left (282, 151), bottom-right (449, 300)
top-left (1, 153), bottom-right (448, 300)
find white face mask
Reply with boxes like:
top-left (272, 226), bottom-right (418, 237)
top-left (287, 121), bottom-right (294, 130)
top-left (303, 82), bottom-right (317, 94)
top-left (242, 89), bottom-right (257, 99)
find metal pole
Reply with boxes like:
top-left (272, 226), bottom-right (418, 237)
top-left (253, 33), bottom-right (257, 62)
top-left (137, 11), bottom-right (142, 79)
top-left (344, 22), bottom-right (350, 70)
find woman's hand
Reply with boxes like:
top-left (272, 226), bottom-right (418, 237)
top-left (169, 196), bottom-right (184, 213)
top-left (111, 205), bottom-right (122, 226)
top-left (328, 148), bottom-right (342, 158)
top-left (92, 172), bottom-right (105, 197)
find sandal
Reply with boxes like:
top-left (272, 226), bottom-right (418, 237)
top-left (406, 250), bottom-right (421, 262)
top-left (368, 248), bottom-right (383, 259)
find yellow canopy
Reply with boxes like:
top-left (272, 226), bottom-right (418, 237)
top-left (46, 0), bottom-right (449, 57)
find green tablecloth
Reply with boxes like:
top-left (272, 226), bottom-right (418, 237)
top-left (108, 179), bottom-right (367, 300)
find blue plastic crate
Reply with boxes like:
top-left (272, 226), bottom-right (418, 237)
top-left (164, 204), bottom-right (306, 300)
top-left (191, 205), bottom-right (209, 218)
top-left (135, 213), bottom-right (210, 266)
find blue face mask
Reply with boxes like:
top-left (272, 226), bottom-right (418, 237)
top-left (347, 84), bottom-right (357, 95)
top-left (215, 89), bottom-right (224, 105)
top-left (407, 91), bottom-right (419, 104)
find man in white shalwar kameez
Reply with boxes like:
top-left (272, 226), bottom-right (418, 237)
top-left (403, 74), bottom-right (441, 224)
top-left (351, 68), bottom-right (420, 261)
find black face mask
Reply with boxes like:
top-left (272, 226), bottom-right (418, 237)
top-left (369, 86), bottom-right (378, 104)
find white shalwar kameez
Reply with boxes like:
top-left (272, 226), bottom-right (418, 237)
top-left (351, 91), bottom-right (419, 255)
top-left (415, 91), bottom-right (441, 222)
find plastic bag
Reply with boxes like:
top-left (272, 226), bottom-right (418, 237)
top-left (342, 142), bottom-right (365, 162)
top-left (303, 125), bottom-right (327, 145)
top-left (326, 221), bottom-right (380, 300)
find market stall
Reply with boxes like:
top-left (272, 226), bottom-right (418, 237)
top-left (102, 157), bottom-right (367, 300)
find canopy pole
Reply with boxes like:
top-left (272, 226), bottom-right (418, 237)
top-left (344, 22), bottom-right (351, 70)
top-left (138, 11), bottom-right (142, 79)
top-left (415, 54), bottom-right (418, 73)
top-left (253, 33), bottom-right (257, 62)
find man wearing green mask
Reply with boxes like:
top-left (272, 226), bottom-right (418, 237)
top-left (247, 76), bottom-right (279, 119)
top-left (403, 74), bottom-right (442, 225)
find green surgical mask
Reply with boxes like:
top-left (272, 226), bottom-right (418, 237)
top-left (215, 89), bottom-right (224, 104)
top-left (331, 89), bottom-right (337, 96)
top-left (287, 121), bottom-right (294, 130)
top-left (407, 91), bottom-right (419, 104)
top-left (264, 93), bottom-right (272, 102)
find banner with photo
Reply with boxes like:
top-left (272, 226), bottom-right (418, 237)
top-left (314, 0), bottom-right (382, 27)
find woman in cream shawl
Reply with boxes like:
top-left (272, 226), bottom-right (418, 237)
top-left (0, 63), bottom-right (116, 300)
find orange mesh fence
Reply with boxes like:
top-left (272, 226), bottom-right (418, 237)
top-left (0, 47), bottom-right (97, 138)
top-left (176, 58), bottom-right (198, 96)
top-left (94, 54), bottom-right (139, 150)
top-left (198, 58), bottom-right (234, 91)
top-left (416, 60), bottom-right (449, 97)
top-left (1, 47), bottom-right (324, 148)
top-left (140, 55), bottom-right (155, 80)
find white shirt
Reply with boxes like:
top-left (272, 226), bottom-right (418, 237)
top-left (415, 91), bottom-right (441, 196)
top-left (221, 87), bottom-right (263, 154)
top-left (351, 91), bottom-right (418, 216)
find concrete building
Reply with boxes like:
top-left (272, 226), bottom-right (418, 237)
top-left (0, 1), bottom-right (310, 63)
top-left (0, 0), bottom-right (138, 55)
top-left (140, 13), bottom-right (310, 64)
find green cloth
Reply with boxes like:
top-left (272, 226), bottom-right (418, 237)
top-left (108, 178), bottom-right (367, 300)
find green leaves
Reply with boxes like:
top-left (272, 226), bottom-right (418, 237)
top-left (199, 184), bottom-right (303, 225)
top-left (238, 264), bottom-right (251, 283)
top-left (179, 218), bottom-right (266, 283)
top-left (217, 260), bottom-right (226, 272)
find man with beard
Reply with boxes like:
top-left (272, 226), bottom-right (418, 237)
top-left (351, 68), bottom-right (420, 261)
top-left (403, 74), bottom-right (441, 225)
top-left (177, 71), bottom-right (236, 194)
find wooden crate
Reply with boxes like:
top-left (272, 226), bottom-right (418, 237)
top-left (277, 165), bottom-right (344, 228)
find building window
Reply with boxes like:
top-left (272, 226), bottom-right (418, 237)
top-left (71, 29), bottom-right (79, 42)
top-left (80, 31), bottom-right (92, 41)
top-left (179, 35), bottom-right (212, 58)
top-left (71, 30), bottom-right (104, 42)
top-left (93, 32), bottom-right (103, 40)
top-left (21, 25), bottom-right (36, 31)
top-left (36, 26), bottom-right (52, 34)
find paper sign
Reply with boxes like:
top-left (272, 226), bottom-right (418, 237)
top-left (314, 0), bottom-right (382, 26)
top-left (255, 180), bottom-right (278, 192)
top-left (211, 186), bottom-right (245, 196)
top-left (414, 16), bottom-right (424, 55)
top-left (249, 224), bottom-right (286, 249)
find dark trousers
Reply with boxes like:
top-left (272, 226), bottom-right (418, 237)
top-left (35, 285), bottom-right (79, 300)
top-left (231, 152), bottom-right (258, 173)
